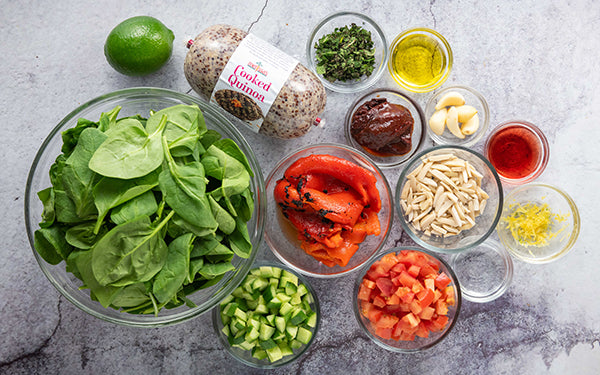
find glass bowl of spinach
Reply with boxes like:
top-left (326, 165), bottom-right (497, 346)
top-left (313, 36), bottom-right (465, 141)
top-left (306, 11), bottom-right (389, 93)
top-left (24, 87), bottom-right (266, 327)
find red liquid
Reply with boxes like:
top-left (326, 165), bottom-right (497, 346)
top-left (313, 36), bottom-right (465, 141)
top-left (487, 125), bottom-right (541, 179)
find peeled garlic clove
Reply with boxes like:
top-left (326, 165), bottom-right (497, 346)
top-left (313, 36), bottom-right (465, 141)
top-left (446, 106), bottom-right (465, 138)
top-left (461, 113), bottom-right (480, 135)
top-left (429, 108), bottom-right (447, 135)
top-left (435, 91), bottom-right (466, 110)
top-left (456, 105), bottom-right (478, 123)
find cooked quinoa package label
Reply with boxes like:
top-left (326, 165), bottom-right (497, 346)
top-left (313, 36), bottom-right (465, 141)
top-left (210, 33), bottom-right (299, 132)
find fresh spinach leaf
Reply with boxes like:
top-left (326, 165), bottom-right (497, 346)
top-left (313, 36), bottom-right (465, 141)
top-left (198, 262), bottom-right (235, 279)
top-left (91, 212), bottom-right (173, 287)
top-left (61, 117), bottom-right (98, 156)
top-left (228, 216), bottom-right (252, 259)
top-left (89, 116), bottom-right (167, 179)
top-left (111, 283), bottom-right (151, 308)
top-left (208, 195), bottom-right (235, 234)
top-left (152, 233), bottom-right (194, 304)
top-left (159, 137), bottom-right (217, 231)
top-left (213, 138), bottom-right (254, 177)
top-left (146, 104), bottom-right (206, 143)
top-left (204, 144), bottom-right (251, 213)
top-left (97, 106), bottom-right (122, 133)
top-left (34, 225), bottom-right (72, 265)
top-left (61, 128), bottom-right (107, 218)
top-left (92, 171), bottom-right (159, 233)
top-left (37, 187), bottom-right (55, 228)
top-left (110, 190), bottom-right (158, 225)
top-left (199, 129), bottom-right (222, 150)
top-left (65, 221), bottom-right (106, 250)
top-left (73, 249), bottom-right (124, 308)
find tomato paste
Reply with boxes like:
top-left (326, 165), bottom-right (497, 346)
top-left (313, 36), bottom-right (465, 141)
top-left (350, 98), bottom-right (414, 157)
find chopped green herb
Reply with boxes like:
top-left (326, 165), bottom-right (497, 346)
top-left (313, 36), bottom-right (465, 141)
top-left (314, 23), bottom-right (376, 82)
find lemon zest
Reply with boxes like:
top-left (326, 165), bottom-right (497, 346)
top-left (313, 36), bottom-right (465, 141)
top-left (502, 202), bottom-right (569, 248)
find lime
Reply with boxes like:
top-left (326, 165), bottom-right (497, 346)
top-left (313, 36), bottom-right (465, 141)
top-left (104, 16), bottom-right (174, 76)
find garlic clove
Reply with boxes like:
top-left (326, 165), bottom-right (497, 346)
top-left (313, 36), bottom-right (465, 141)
top-left (461, 113), bottom-right (480, 135)
top-left (435, 91), bottom-right (466, 110)
top-left (429, 108), bottom-right (447, 135)
top-left (446, 106), bottom-right (465, 138)
top-left (455, 105), bottom-right (478, 123)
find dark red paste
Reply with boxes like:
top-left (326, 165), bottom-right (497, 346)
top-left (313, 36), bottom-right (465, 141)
top-left (350, 98), bottom-right (414, 157)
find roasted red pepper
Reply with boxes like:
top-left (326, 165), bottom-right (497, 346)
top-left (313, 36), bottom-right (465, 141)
top-left (274, 154), bottom-right (382, 267)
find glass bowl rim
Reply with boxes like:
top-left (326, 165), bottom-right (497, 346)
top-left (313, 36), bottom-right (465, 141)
top-left (424, 84), bottom-right (491, 148)
top-left (497, 182), bottom-right (580, 264)
top-left (306, 10), bottom-right (389, 93)
top-left (264, 142), bottom-right (394, 278)
top-left (484, 120), bottom-right (550, 185)
top-left (352, 246), bottom-right (462, 352)
top-left (394, 144), bottom-right (504, 254)
top-left (24, 86), bottom-right (266, 327)
top-left (343, 87), bottom-right (427, 169)
top-left (388, 27), bottom-right (453, 93)
top-left (211, 260), bottom-right (321, 369)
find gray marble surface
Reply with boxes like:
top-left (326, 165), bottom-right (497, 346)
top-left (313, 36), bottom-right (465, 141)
top-left (1, 0), bottom-right (599, 374)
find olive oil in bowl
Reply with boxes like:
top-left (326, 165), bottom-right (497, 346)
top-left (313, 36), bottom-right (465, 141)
top-left (389, 28), bottom-right (452, 93)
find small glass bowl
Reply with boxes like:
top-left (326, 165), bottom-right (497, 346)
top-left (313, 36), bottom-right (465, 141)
top-left (395, 145), bottom-right (504, 254)
top-left (484, 120), bottom-right (550, 185)
top-left (353, 247), bottom-right (461, 352)
top-left (388, 28), bottom-right (453, 93)
top-left (497, 183), bottom-right (580, 264)
top-left (424, 85), bottom-right (490, 147)
top-left (24, 87), bottom-right (266, 327)
top-left (306, 11), bottom-right (389, 93)
top-left (264, 143), bottom-right (394, 278)
top-left (344, 88), bottom-right (426, 169)
top-left (450, 239), bottom-right (513, 303)
top-left (212, 262), bottom-right (320, 369)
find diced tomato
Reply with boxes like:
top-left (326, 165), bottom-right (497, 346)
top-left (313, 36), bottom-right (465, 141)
top-left (399, 332), bottom-right (416, 341)
top-left (435, 272), bottom-right (452, 289)
top-left (432, 289), bottom-right (443, 303)
top-left (366, 264), bottom-right (389, 280)
top-left (363, 279), bottom-right (376, 289)
top-left (435, 300), bottom-right (448, 315)
top-left (444, 286), bottom-right (456, 305)
top-left (417, 288), bottom-right (435, 308)
top-left (409, 299), bottom-right (423, 315)
top-left (419, 306), bottom-right (435, 320)
top-left (373, 295), bottom-right (386, 308)
top-left (386, 293), bottom-right (400, 305)
top-left (415, 322), bottom-right (430, 338)
top-left (377, 314), bottom-right (399, 329)
top-left (424, 278), bottom-right (435, 291)
top-left (400, 291), bottom-right (415, 304)
top-left (398, 271), bottom-right (418, 288)
top-left (411, 281), bottom-right (424, 294)
top-left (431, 315), bottom-right (449, 331)
top-left (375, 326), bottom-right (393, 340)
top-left (358, 283), bottom-right (372, 301)
top-left (391, 263), bottom-right (407, 273)
top-left (407, 265), bottom-right (421, 278)
top-left (378, 253), bottom-right (398, 272)
top-left (368, 307), bottom-right (383, 323)
top-left (376, 277), bottom-right (396, 297)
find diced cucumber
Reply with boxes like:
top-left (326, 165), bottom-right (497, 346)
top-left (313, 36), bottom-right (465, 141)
top-left (248, 318), bottom-right (261, 331)
top-left (266, 345), bottom-right (283, 362)
top-left (266, 296), bottom-right (282, 309)
top-left (285, 324), bottom-right (298, 340)
top-left (296, 284), bottom-right (308, 297)
top-left (232, 286), bottom-right (245, 298)
top-left (233, 307), bottom-right (247, 321)
top-left (272, 330), bottom-right (286, 341)
top-left (290, 339), bottom-right (302, 349)
top-left (245, 327), bottom-right (260, 342)
top-left (239, 339), bottom-right (256, 351)
top-left (255, 303), bottom-right (269, 315)
top-left (252, 347), bottom-right (267, 360)
top-left (296, 327), bottom-right (312, 345)
top-left (278, 342), bottom-right (293, 357)
top-left (274, 316), bottom-right (286, 333)
top-left (281, 270), bottom-right (298, 286)
top-left (223, 302), bottom-right (238, 317)
top-left (306, 311), bottom-right (317, 328)
top-left (259, 338), bottom-right (277, 350)
top-left (268, 277), bottom-right (279, 288)
top-left (290, 293), bottom-right (302, 305)
top-left (279, 302), bottom-right (294, 317)
top-left (246, 299), bottom-right (258, 310)
top-left (262, 285), bottom-right (277, 302)
top-left (290, 309), bottom-right (307, 326)
top-left (249, 268), bottom-right (261, 276)
top-left (285, 282), bottom-right (297, 296)
top-left (276, 293), bottom-right (292, 304)
top-left (252, 277), bottom-right (269, 291)
top-left (221, 313), bottom-right (231, 326)
top-left (259, 323), bottom-right (276, 341)
top-left (232, 329), bottom-right (247, 345)
top-left (221, 325), bottom-right (230, 337)
top-left (266, 314), bottom-right (275, 325)
top-left (231, 318), bottom-right (245, 331)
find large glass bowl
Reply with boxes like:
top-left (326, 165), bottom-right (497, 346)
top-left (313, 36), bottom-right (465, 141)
top-left (24, 87), bottom-right (266, 327)
top-left (264, 143), bottom-right (394, 278)
top-left (353, 247), bottom-right (461, 352)
top-left (395, 145), bottom-right (503, 254)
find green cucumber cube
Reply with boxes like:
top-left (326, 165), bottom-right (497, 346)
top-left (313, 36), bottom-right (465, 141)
top-left (290, 339), bottom-right (302, 349)
top-left (223, 302), bottom-right (239, 317)
top-left (245, 327), bottom-right (260, 342)
top-left (266, 345), bottom-right (283, 362)
top-left (219, 294), bottom-right (235, 307)
top-left (274, 316), bottom-right (286, 332)
top-left (296, 327), bottom-right (312, 345)
top-left (290, 309), bottom-right (307, 326)
top-left (252, 347), bottom-right (268, 360)
top-left (259, 338), bottom-right (277, 350)
top-left (238, 339), bottom-right (256, 351)
top-left (259, 323), bottom-right (276, 341)
top-left (296, 284), bottom-right (308, 297)
top-left (285, 324), bottom-right (298, 340)
top-left (306, 311), bottom-right (318, 328)
top-left (290, 293), bottom-right (302, 305)
top-left (233, 308), bottom-right (247, 321)
top-left (279, 302), bottom-right (294, 316)
top-left (278, 342), bottom-right (293, 357)
top-left (259, 266), bottom-right (275, 278)
top-left (285, 282), bottom-right (298, 296)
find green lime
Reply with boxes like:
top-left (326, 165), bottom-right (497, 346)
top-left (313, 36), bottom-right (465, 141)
top-left (104, 16), bottom-right (174, 76)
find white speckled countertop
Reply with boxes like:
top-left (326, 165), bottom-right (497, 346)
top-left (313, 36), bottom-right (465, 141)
top-left (1, 0), bottom-right (599, 374)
